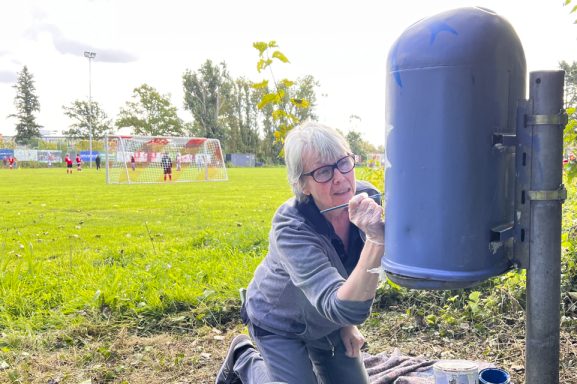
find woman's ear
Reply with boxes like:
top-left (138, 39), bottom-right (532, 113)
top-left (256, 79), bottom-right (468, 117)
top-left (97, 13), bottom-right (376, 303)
top-left (301, 180), bottom-right (311, 196)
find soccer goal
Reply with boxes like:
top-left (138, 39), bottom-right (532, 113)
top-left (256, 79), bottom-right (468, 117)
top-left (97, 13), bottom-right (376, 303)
top-left (105, 136), bottom-right (228, 184)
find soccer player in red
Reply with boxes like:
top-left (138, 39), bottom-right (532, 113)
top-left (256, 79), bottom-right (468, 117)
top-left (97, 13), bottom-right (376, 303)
top-left (8, 156), bottom-right (15, 170)
top-left (65, 154), bottom-right (73, 174)
top-left (75, 154), bottom-right (82, 171)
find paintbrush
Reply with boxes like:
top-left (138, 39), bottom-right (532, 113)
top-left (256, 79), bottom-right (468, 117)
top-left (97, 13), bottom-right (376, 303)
top-left (319, 193), bottom-right (381, 214)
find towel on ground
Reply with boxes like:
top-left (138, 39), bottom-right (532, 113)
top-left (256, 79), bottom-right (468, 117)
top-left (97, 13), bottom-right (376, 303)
top-left (363, 348), bottom-right (436, 383)
top-left (363, 348), bottom-right (494, 384)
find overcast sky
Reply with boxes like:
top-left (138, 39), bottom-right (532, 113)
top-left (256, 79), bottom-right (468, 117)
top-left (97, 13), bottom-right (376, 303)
top-left (1, 0), bottom-right (576, 146)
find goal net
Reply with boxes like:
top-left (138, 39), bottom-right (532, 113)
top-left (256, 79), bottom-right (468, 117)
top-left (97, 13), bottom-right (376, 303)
top-left (105, 136), bottom-right (228, 184)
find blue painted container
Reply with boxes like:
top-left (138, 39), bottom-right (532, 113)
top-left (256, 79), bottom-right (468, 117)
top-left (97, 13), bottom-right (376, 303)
top-left (479, 368), bottom-right (511, 384)
top-left (383, 7), bottom-right (526, 289)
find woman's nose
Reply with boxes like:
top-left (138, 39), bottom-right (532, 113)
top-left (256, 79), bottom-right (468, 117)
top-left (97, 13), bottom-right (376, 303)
top-left (332, 168), bottom-right (346, 182)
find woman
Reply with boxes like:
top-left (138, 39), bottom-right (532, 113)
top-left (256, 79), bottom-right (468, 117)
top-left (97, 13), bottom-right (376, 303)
top-left (216, 121), bottom-right (384, 384)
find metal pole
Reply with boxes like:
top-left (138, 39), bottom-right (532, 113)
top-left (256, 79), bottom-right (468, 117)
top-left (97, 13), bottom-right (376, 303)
top-left (105, 135), bottom-right (109, 184)
top-left (83, 51), bottom-right (96, 168)
top-left (525, 70), bottom-right (565, 384)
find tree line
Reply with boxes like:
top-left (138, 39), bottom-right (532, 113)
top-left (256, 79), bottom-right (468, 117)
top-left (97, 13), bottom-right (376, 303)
top-left (8, 55), bottom-right (382, 165)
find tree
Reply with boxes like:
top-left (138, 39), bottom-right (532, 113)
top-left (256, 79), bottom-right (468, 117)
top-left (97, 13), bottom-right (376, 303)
top-left (116, 84), bottom-right (184, 136)
top-left (182, 121), bottom-right (200, 137)
top-left (291, 75), bottom-right (318, 122)
top-left (9, 66), bottom-right (42, 145)
top-left (252, 74), bottom-right (318, 162)
top-left (560, 61), bottom-right (577, 117)
top-left (251, 41), bottom-right (316, 145)
top-left (224, 78), bottom-right (260, 154)
top-left (561, 61), bottom-right (577, 179)
top-left (63, 100), bottom-right (112, 139)
top-left (561, 0), bottom-right (577, 167)
top-left (255, 86), bottom-right (283, 164)
top-left (346, 130), bottom-right (366, 160)
top-left (182, 60), bottom-right (233, 144)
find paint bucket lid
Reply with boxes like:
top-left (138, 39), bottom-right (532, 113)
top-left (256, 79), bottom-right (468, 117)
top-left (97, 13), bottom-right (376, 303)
top-left (433, 359), bottom-right (478, 373)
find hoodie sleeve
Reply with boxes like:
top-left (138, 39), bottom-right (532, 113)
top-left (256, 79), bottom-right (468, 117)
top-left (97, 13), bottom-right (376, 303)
top-left (272, 215), bottom-right (374, 325)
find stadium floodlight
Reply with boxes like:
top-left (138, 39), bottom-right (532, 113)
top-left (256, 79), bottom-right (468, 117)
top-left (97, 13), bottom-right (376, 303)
top-left (83, 51), bottom-right (96, 168)
top-left (104, 135), bottom-right (228, 184)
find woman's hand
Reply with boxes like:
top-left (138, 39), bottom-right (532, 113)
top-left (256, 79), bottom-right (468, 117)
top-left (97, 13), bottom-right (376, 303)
top-left (348, 193), bottom-right (384, 243)
top-left (340, 325), bottom-right (365, 358)
top-left (337, 193), bottom-right (384, 301)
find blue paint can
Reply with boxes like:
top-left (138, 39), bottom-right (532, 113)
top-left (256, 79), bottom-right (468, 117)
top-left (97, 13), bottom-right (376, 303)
top-left (479, 367), bottom-right (511, 384)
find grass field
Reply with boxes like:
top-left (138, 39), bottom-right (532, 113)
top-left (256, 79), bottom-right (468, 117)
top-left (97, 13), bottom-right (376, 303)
top-left (1, 166), bottom-right (575, 383)
top-left (0, 167), bottom-right (294, 334)
top-left (0, 166), bottom-right (388, 383)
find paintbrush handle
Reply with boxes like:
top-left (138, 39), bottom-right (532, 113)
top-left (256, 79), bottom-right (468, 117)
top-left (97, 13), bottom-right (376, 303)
top-left (319, 193), bottom-right (381, 214)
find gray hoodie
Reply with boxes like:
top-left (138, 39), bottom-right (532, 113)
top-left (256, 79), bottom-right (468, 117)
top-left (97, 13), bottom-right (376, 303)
top-left (245, 180), bottom-right (379, 341)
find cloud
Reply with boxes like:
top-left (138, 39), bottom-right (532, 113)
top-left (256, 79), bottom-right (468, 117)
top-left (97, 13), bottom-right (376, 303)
top-left (87, 49), bottom-right (138, 64)
top-left (24, 22), bottom-right (138, 63)
top-left (0, 70), bottom-right (16, 83)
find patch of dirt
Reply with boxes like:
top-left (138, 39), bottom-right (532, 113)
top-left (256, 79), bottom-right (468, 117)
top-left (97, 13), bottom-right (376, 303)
top-left (1, 312), bottom-right (575, 383)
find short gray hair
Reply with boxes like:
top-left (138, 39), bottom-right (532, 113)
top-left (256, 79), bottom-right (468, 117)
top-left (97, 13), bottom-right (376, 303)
top-left (284, 121), bottom-right (352, 202)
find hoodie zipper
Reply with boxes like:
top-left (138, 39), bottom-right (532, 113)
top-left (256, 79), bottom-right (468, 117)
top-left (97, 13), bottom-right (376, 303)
top-left (326, 336), bottom-right (335, 357)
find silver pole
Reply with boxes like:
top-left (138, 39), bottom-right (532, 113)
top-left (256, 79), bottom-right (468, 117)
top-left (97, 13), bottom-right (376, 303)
top-left (118, 136), bottom-right (131, 184)
top-left (105, 135), bottom-right (109, 184)
top-left (83, 51), bottom-right (96, 168)
top-left (525, 70), bottom-right (565, 384)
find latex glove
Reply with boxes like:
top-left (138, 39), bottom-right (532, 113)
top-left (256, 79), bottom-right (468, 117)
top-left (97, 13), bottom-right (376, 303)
top-left (340, 325), bottom-right (365, 358)
top-left (348, 192), bottom-right (384, 243)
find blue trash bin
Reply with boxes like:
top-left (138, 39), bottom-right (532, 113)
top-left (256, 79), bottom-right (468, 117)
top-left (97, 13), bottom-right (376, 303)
top-left (383, 7), bottom-right (526, 289)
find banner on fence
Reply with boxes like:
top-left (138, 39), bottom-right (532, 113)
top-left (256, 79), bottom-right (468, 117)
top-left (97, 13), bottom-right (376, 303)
top-left (0, 149), bottom-right (14, 159)
top-left (14, 149), bottom-right (38, 161)
top-left (80, 151), bottom-right (100, 162)
top-left (37, 150), bottom-right (62, 164)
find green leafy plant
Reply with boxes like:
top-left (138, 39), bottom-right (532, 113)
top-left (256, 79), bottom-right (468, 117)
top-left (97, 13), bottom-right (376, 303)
top-left (252, 41), bottom-right (312, 145)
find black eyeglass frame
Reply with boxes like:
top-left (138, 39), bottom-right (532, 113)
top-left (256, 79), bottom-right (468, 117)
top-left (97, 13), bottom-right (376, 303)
top-left (302, 154), bottom-right (356, 183)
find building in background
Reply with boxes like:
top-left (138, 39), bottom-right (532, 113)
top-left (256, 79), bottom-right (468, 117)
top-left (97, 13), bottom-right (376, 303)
top-left (226, 153), bottom-right (255, 167)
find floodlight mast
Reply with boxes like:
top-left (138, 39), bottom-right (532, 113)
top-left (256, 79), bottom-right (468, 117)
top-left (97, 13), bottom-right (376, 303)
top-left (83, 51), bottom-right (96, 168)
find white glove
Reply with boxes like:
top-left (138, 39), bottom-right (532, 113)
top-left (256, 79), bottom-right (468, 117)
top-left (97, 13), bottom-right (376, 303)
top-left (348, 192), bottom-right (384, 243)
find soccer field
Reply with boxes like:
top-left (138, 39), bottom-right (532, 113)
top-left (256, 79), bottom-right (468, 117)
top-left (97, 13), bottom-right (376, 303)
top-left (0, 167), bottom-right (292, 333)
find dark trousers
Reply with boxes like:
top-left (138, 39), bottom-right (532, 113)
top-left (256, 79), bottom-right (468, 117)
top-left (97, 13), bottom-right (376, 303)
top-left (234, 323), bottom-right (368, 384)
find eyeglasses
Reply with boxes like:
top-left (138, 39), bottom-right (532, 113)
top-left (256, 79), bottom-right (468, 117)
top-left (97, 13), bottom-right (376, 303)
top-left (302, 155), bottom-right (355, 183)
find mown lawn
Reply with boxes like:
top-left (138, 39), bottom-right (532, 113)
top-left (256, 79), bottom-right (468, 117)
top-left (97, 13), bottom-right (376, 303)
top-left (0, 167), bottom-right (293, 334)
top-left (1, 166), bottom-right (575, 384)
top-left (0, 166), bottom-right (383, 383)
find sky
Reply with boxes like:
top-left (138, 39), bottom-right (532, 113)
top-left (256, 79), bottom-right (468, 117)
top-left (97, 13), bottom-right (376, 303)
top-left (1, 0), bottom-right (576, 147)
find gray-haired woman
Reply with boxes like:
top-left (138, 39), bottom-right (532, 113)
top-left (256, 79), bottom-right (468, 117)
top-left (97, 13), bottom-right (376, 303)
top-left (216, 121), bottom-right (384, 384)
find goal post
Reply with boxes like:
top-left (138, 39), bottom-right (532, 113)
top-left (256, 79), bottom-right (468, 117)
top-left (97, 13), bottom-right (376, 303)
top-left (105, 135), bottom-right (228, 184)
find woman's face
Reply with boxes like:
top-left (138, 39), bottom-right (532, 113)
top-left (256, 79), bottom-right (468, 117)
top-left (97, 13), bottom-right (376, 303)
top-left (301, 151), bottom-right (356, 212)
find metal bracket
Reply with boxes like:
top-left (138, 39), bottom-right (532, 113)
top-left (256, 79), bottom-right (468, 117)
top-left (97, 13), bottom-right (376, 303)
top-left (490, 222), bottom-right (515, 242)
top-left (527, 184), bottom-right (567, 202)
top-left (492, 133), bottom-right (517, 147)
top-left (514, 100), bottom-right (531, 269)
top-left (525, 110), bottom-right (568, 126)
top-left (514, 104), bottom-right (568, 270)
